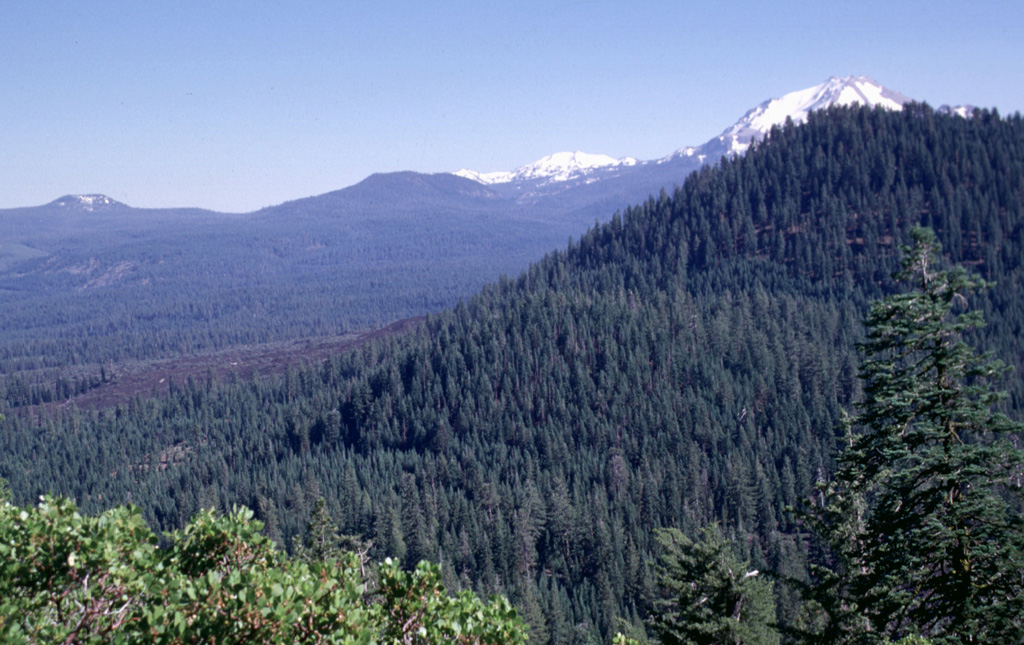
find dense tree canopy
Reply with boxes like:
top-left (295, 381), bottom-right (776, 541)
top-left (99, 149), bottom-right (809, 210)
top-left (2, 104), bottom-right (1023, 643)
top-left (797, 228), bottom-right (1024, 643)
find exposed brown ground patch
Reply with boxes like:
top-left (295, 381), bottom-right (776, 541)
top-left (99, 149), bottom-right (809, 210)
top-left (35, 315), bottom-right (426, 412)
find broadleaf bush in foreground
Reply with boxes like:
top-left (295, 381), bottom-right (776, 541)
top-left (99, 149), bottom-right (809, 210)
top-left (0, 496), bottom-right (525, 644)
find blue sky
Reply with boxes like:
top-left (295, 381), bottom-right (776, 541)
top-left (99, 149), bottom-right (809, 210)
top-left (2, 1), bottom-right (1022, 212)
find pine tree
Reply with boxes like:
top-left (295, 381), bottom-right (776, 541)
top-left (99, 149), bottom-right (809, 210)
top-left (293, 497), bottom-right (341, 562)
top-left (807, 227), bottom-right (1024, 643)
top-left (649, 524), bottom-right (779, 645)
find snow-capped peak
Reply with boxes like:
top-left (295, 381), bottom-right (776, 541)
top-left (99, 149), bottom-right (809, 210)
top-left (50, 194), bottom-right (123, 211)
top-left (455, 151), bottom-right (637, 186)
top-left (663, 76), bottom-right (911, 160)
top-left (457, 76), bottom-right (913, 185)
top-left (728, 75), bottom-right (907, 138)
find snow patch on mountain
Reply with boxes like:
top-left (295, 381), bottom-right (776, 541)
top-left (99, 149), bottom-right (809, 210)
top-left (734, 75), bottom-right (907, 135)
top-left (51, 194), bottom-right (123, 211)
top-left (455, 151), bottom-right (637, 186)
top-left (456, 76), bottom-right (915, 187)
top-left (661, 76), bottom-right (910, 162)
top-left (939, 104), bottom-right (975, 118)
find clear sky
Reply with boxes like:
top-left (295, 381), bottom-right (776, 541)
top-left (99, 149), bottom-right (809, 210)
top-left (2, 1), bottom-right (1022, 212)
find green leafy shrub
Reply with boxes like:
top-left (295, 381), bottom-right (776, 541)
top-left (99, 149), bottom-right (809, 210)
top-left (0, 497), bottom-right (525, 644)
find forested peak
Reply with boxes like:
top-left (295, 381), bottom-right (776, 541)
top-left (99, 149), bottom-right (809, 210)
top-left (539, 102), bottom-right (1024, 300)
top-left (261, 170), bottom-right (504, 215)
top-left (347, 170), bottom-right (500, 197)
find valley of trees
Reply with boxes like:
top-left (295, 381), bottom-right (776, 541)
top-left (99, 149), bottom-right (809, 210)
top-left (2, 103), bottom-right (1023, 642)
top-left (0, 172), bottom-right (597, 389)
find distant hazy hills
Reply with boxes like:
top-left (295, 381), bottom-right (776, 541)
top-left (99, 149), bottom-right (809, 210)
top-left (240, 77), bottom-right (928, 249)
top-left (0, 76), bottom-right (958, 370)
top-left (6, 76), bottom-right (918, 219)
top-left (446, 76), bottom-right (911, 212)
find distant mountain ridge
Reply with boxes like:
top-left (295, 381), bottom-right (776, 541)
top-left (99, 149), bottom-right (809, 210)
top-left (15, 76), bottom-right (943, 217)
top-left (454, 151), bottom-right (639, 185)
top-left (454, 76), bottom-right (913, 190)
top-left (0, 76), bottom-right (974, 373)
top-left (426, 76), bottom-right (931, 218)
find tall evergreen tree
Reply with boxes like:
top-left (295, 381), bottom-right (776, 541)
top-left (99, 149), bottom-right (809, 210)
top-left (804, 227), bottom-right (1024, 643)
top-left (650, 525), bottom-right (779, 645)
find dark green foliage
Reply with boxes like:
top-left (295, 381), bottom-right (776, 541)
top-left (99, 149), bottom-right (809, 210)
top-left (650, 525), bottom-right (779, 644)
top-left (3, 105), bottom-right (1024, 643)
top-left (799, 228), bottom-right (1024, 643)
top-left (293, 497), bottom-right (371, 565)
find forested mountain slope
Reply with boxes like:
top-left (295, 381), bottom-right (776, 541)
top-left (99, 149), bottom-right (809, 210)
top-left (2, 104), bottom-right (1022, 643)
top-left (0, 77), bottom-right (911, 395)
top-left (0, 181), bottom-right (552, 376)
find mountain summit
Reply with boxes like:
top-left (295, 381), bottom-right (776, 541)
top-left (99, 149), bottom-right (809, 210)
top-left (668, 75), bottom-right (911, 160)
top-left (48, 194), bottom-right (125, 212)
top-left (454, 151), bottom-right (638, 186)
top-left (456, 76), bottom-right (912, 186)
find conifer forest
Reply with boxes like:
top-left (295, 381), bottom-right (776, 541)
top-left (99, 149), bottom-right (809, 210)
top-left (2, 104), bottom-right (1023, 643)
